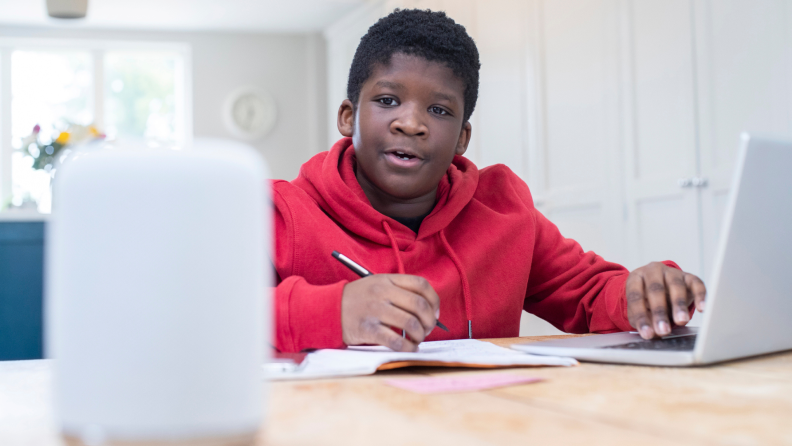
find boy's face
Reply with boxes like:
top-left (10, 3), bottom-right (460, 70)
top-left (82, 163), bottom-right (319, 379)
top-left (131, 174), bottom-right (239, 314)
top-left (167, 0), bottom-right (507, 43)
top-left (338, 53), bottom-right (471, 208)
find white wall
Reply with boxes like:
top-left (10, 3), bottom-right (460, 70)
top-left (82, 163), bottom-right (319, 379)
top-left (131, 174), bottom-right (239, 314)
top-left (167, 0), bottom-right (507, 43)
top-left (0, 25), bottom-right (327, 181)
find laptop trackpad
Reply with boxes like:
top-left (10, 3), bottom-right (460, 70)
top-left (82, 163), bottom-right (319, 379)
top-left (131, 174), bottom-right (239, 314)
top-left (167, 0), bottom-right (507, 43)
top-left (517, 326), bottom-right (698, 350)
top-left (603, 333), bottom-right (696, 351)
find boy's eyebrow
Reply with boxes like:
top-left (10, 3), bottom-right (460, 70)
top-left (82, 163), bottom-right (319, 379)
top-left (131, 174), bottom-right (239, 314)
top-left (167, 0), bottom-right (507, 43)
top-left (374, 80), bottom-right (459, 103)
top-left (375, 80), bottom-right (405, 90)
top-left (433, 92), bottom-right (458, 103)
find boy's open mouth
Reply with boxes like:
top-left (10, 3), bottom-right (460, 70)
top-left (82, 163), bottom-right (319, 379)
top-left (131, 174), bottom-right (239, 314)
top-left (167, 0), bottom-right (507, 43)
top-left (385, 149), bottom-right (423, 168)
top-left (384, 148), bottom-right (422, 162)
top-left (393, 151), bottom-right (416, 161)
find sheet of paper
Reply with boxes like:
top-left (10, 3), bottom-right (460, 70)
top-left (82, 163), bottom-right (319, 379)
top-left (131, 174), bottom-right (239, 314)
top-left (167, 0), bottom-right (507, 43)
top-left (264, 339), bottom-right (577, 381)
top-left (384, 373), bottom-right (544, 394)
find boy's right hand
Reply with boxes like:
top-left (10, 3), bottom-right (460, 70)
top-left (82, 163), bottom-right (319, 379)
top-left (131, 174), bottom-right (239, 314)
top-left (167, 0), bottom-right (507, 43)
top-left (341, 274), bottom-right (440, 352)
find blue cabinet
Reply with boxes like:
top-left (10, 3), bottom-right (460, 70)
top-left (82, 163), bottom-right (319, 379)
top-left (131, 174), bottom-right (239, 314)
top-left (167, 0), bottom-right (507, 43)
top-left (0, 222), bottom-right (45, 360)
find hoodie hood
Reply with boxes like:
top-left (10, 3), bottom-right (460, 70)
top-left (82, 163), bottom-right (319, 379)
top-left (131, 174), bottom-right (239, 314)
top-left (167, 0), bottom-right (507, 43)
top-left (293, 137), bottom-right (479, 250)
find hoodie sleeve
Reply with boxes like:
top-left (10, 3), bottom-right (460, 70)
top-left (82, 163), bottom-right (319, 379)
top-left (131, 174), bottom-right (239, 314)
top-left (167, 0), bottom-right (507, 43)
top-left (516, 180), bottom-right (680, 333)
top-left (272, 184), bottom-right (347, 352)
top-left (274, 277), bottom-right (347, 352)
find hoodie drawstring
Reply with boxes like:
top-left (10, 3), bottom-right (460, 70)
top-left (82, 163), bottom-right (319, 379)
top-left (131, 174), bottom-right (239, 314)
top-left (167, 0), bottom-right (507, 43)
top-left (381, 221), bottom-right (405, 274)
top-left (382, 221), bottom-right (407, 338)
top-left (381, 221), bottom-right (473, 339)
top-left (438, 229), bottom-right (473, 339)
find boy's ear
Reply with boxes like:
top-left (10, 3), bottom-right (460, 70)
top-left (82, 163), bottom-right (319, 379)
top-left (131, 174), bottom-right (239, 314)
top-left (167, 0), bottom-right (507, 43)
top-left (337, 99), bottom-right (355, 137)
top-left (455, 121), bottom-right (472, 156)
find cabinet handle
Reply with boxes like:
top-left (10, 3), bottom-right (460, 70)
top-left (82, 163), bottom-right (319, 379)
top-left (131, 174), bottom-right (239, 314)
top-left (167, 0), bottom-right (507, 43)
top-left (691, 177), bottom-right (708, 187)
top-left (678, 177), bottom-right (708, 188)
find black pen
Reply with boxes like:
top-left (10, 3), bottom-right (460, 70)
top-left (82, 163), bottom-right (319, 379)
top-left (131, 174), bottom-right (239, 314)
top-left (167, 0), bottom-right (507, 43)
top-left (332, 250), bottom-right (450, 332)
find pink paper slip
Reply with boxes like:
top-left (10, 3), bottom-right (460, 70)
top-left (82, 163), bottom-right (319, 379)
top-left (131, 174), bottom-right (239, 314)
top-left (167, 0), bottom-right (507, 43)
top-left (384, 374), bottom-right (544, 394)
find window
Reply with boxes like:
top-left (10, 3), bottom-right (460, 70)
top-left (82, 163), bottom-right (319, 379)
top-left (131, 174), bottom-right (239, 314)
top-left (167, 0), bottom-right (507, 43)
top-left (11, 50), bottom-right (93, 211)
top-left (105, 51), bottom-right (186, 141)
top-left (0, 39), bottom-right (192, 213)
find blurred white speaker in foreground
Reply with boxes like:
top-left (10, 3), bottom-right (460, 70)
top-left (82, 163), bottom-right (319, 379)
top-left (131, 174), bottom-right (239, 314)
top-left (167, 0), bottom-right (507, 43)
top-left (46, 139), bottom-right (270, 446)
top-left (46, 0), bottom-right (88, 18)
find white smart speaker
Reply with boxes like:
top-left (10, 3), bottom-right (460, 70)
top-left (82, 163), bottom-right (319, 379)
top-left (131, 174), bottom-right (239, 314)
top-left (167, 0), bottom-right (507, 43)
top-left (46, 138), bottom-right (270, 446)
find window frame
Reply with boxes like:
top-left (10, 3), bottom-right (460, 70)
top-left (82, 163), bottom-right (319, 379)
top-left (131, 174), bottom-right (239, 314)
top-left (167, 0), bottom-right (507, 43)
top-left (0, 38), bottom-right (193, 208)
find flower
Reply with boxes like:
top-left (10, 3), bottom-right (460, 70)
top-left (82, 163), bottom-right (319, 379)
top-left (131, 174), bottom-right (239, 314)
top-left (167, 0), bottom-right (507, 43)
top-left (88, 126), bottom-right (105, 138)
top-left (17, 123), bottom-right (103, 172)
top-left (55, 132), bottom-right (70, 145)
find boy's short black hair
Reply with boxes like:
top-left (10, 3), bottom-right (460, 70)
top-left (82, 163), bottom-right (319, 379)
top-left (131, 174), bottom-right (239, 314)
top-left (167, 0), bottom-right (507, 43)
top-left (347, 9), bottom-right (481, 122)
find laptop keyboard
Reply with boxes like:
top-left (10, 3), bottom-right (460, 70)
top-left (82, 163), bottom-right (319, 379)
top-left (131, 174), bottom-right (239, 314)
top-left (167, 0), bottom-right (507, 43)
top-left (603, 335), bottom-right (697, 351)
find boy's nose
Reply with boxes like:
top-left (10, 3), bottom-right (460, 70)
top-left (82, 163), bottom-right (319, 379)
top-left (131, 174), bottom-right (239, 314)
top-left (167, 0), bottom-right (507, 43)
top-left (391, 105), bottom-right (427, 137)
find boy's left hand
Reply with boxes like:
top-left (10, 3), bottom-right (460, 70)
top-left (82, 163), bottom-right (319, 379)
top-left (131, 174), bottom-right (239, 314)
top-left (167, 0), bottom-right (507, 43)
top-left (625, 262), bottom-right (706, 340)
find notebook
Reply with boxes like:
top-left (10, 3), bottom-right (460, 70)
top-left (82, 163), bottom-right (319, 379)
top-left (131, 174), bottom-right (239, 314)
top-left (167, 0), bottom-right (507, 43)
top-left (264, 339), bottom-right (578, 380)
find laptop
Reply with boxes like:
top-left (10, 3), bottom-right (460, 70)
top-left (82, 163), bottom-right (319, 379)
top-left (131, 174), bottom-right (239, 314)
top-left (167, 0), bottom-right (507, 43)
top-left (513, 134), bottom-right (792, 366)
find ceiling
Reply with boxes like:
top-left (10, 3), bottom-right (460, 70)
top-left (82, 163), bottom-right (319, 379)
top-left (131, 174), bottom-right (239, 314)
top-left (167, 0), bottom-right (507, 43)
top-left (0, 0), bottom-right (368, 32)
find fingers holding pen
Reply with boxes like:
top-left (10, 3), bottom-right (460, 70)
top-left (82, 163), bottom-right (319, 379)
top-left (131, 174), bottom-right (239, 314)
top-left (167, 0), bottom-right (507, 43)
top-left (386, 274), bottom-right (441, 321)
top-left (365, 318), bottom-right (419, 352)
top-left (377, 303), bottom-right (428, 345)
top-left (341, 274), bottom-right (440, 351)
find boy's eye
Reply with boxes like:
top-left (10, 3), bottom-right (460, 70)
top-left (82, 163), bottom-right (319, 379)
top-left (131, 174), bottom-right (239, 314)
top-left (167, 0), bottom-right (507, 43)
top-left (378, 97), bottom-right (397, 106)
top-left (430, 106), bottom-right (448, 116)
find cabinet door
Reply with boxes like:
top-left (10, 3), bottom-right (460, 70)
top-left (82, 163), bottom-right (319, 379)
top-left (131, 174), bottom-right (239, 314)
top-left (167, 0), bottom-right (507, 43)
top-left (0, 222), bottom-right (45, 360)
top-left (527, 0), bottom-right (625, 263)
top-left (621, 0), bottom-right (703, 276)
top-left (520, 0), bottom-right (625, 335)
top-left (693, 0), bottom-right (792, 282)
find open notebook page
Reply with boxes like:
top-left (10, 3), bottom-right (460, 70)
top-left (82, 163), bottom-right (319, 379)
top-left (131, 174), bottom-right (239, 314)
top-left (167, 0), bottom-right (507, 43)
top-left (264, 339), bottom-right (578, 381)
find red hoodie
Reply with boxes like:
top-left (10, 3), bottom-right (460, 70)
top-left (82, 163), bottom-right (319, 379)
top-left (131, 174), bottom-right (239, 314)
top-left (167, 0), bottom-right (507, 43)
top-left (272, 138), bottom-right (672, 353)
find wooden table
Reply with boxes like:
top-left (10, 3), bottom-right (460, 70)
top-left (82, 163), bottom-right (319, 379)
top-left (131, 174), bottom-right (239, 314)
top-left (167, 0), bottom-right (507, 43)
top-left (2, 335), bottom-right (791, 445)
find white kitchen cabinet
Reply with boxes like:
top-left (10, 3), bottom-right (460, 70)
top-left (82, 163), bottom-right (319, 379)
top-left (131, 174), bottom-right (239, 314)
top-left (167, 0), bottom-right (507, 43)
top-left (693, 0), bottom-right (792, 281)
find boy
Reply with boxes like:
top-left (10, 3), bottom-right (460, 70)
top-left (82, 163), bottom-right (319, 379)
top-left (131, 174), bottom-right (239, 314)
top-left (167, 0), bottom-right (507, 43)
top-left (272, 9), bottom-right (706, 353)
